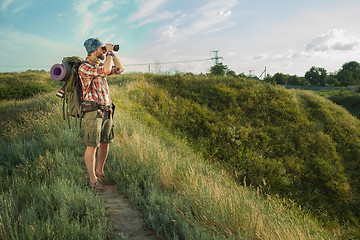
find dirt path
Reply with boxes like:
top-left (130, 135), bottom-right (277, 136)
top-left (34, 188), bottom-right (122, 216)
top-left (97, 184), bottom-right (159, 240)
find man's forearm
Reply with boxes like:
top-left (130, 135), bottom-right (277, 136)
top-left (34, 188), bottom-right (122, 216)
top-left (103, 55), bottom-right (113, 75)
top-left (113, 55), bottom-right (125, 73)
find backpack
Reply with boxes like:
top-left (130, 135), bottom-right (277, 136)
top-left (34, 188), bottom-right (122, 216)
top-left (52, 56), bottom-right (86, 129)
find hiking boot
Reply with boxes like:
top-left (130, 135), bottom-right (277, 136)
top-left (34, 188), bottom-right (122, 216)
top-left (89, 181), bottom-right (105, 191)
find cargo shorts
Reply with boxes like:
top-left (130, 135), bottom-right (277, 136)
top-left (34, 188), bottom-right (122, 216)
top-left (83, 110), bottom-right (114, 147)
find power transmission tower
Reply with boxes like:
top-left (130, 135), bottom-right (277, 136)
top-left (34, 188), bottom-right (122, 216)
top-left (259, 67), bottom-right (267, 80)
top-left (211, 50), bottom-right (223, 65)
top-left (249, 70), bottom-right (254, 78)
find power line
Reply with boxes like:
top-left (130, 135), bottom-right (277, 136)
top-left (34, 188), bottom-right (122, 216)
top-left (123, 58), bottom-right (212, 72)
top-left (124, 58), bottom-right (212, 66)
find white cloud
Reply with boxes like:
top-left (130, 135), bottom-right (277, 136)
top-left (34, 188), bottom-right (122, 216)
top-left (162, 25), bottom-right (177, 38)
top-left (158, 0), bottom-right (238, 42)
top-left (305, 29), bottom-right (360, 52)
top-left (73, 0), bottom-right (121, 41)
top-left (127, 0), bottom-right (239, 75)
top-left (100, 1), bottom-right (113, 13)
top-left (0, 0), bottom-right (29, 14)
top-left (73, 0), bottom-right (96, 39)
top-left (127, 0), bottom-right (181, 27)
top-left (128, 0), bottom-right (168, 22)
top-left (254, 54), bottom-right (268, 60)
top-left (200, 0), bottom-right (237, 13)
top-left (198, 0), bottom-right (236, 22)
top-left (241, 2), bottom-right (360, 75)
top-left (135, 10), bottom-right (180, 27)
top-left (1, 0), bottom-right (13, 12)
top-left (218, 10), bottom-right (232, 17)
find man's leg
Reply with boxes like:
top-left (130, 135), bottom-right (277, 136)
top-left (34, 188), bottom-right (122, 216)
top-left (85, 145), bottom-right (97, 184)
top-left (96, 143), bottom-right (109, 176)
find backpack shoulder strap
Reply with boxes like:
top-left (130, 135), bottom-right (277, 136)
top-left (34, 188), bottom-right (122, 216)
top-left (78, 60), bottom-right (97, 102)
top-left (76, 60), bottom-right (93, 129)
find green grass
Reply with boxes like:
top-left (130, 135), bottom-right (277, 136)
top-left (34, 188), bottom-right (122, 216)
top-left (0, 71), bottom-right (60, 100)
top-left (316, 88), bottom-right (360, 119)
top-left (106, 108), bottom-right (334, 239)
top-left (106, 75), bottom-right (336, 239)
top-left (109, 73), bottom-right (360, 238)
top-left (1, 72), bottom-right (355, 239)
top-left (0, 94), bottom-right (114, 239)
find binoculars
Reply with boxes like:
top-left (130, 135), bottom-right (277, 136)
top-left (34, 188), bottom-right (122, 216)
top-left (102, 45), bottom-right (119, 51)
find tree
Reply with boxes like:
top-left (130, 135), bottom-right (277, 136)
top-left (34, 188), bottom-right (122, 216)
top-left (237, 72), bottom-right (246, 78)
top-left (305, 66), bottom-right (327, 86)
top-left (337, 70), bottom-right (353, 86)
top-left (226, 69), bottom-right (237, 77)
top-left (210, 63), bottom-right (238, 77)
top-left (336, 61), bottom-right (360, 86)
top-left (297, 77), bottom-right (309, 86)
top-left (210, 63), bottom-right (228, 76)
top-left (273, 73), bottom-right (287, 84)
top-left (287, 75), bottom-right (300, 85)
top-left (326, 75), bottom-right (340, 86)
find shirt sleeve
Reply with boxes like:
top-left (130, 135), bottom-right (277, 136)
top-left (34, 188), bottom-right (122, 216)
top-left (108, 66), bottom-right (121, 75)
top-left (79, 63), bottom-right (106, 78)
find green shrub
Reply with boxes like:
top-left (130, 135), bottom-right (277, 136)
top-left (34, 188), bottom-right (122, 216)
top-left (328, 90), bottom-right (360, 119)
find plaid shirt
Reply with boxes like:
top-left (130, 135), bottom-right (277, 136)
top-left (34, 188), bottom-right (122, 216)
top-left (78, 57), bottom-right (121, 107)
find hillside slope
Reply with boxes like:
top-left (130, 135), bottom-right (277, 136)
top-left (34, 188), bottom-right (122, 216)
top-left (1, 72), bottom-right (337, 239)
top-left (0, 71), bottom-right (58, 100)
top-left (115, 73), bottom-right (360, 236)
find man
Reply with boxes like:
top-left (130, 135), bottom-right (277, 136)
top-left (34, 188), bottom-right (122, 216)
top-left (79, 38), bottom-right (124, 190)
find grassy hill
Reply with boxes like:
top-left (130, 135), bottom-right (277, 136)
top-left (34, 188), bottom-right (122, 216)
top-left (317, 89), bottom-right (360, 120)
top-left (113, 73), bottom-right (360, 237)
top-left (0, 71), bottom-right (59, 100)
top-left (1, 72), bottom-right (359, 239)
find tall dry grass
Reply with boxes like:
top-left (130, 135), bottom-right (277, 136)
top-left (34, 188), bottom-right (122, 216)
top-left (106, 82), bottom-right (334, 239)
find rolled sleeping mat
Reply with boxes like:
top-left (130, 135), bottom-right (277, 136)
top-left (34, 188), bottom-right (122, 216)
top-left (50, 60), bottom-right (72, 81)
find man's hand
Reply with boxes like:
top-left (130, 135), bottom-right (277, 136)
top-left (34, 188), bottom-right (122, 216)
top-left (105, 43), bottom-right (114, 52)
top-left (104, 43), bottom-right (125, 75)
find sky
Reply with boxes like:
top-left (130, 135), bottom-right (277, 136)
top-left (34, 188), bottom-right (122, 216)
top-left (0, 0), bottom-right (360, 77)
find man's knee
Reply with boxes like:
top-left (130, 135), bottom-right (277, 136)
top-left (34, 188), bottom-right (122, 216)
top-left (85, 145), bottom-right (97, 154)
top-left (99, 143), bottom-right (109, 150)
